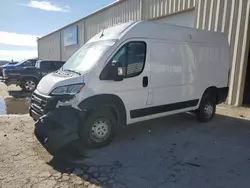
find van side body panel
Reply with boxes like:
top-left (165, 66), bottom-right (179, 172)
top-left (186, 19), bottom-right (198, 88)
top-left (78, 21), bottom-right (229, 125)
top-left (148, 40), bottom-right (197, 106)
top-left (141, 38), bottom-right (229, 121)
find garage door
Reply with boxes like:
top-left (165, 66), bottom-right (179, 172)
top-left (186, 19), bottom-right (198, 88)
top-left (153, 10), bottom-right (195, 28)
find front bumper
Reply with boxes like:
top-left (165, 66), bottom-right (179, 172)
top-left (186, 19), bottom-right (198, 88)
top-left (34, 107), bottom-right (84, 155)
top-left (29, 90), bottom-right (74, 120)
top-left (30, 91), bottom-right (85, 155)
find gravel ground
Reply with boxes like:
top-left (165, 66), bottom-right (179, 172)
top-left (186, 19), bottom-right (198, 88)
top-left (0, 107), bottom-right (250, 188)
top-left (1, 83), bottom-right (250, 187)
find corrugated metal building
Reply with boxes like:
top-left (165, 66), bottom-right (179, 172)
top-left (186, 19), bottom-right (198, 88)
top-left (37, 0), bottom-right (250, 107)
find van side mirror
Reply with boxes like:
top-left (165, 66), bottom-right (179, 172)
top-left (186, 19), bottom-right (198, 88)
top-left (112, 60), bottom-right (124, 81)
top-left (99, 60), bottom-right (124, 81)
top-left (118, 67), bottom-right (124, 76)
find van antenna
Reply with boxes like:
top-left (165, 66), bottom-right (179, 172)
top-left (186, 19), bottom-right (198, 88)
top-left (100, 29), bottom-right (104, 38)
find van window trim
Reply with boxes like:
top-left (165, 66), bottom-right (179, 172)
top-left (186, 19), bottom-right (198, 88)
top-left (103, 40), bottom-right (147, 79)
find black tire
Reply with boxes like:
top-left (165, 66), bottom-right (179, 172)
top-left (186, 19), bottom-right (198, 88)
top-left (23, 79), bottom-right (37, 92)
top-left (79, 108), bottom-right (117, 149)
top-left (196, 94), bottom-right (216, 123)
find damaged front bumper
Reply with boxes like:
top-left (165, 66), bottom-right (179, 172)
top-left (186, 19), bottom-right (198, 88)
top-left (29, 91), bottom-right (85, 155)
top-left (34, 107), bottom-right (85, 155)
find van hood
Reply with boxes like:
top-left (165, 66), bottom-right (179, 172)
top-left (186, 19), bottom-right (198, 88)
top-left (37, 72), bottom-right (85, 95)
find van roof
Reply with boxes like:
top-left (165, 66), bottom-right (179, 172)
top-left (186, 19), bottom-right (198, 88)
top-left (87, 21), bottom-right (228, 45)
top-left (87, 21), bottom-right (136, 43)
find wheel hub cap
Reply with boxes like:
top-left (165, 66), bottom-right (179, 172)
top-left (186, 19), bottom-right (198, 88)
top-left (25, 81), bottom-right (35, 91)
top-left (204, 104), bottom-right (213, 117)
top-left (91, 119), bottom-right (110, 141)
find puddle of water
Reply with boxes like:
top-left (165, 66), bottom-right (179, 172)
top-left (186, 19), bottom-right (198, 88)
top-left (0, 97), bottom-right (6, 115)
top-left (5, 98), bottom-right (29, 114)
top-left (0, 97), bottom-right (29, 115)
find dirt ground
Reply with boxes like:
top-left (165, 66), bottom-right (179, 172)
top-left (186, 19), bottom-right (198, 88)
top-left (0, 83), bottom-right (9, 97)
top-left (0, 83), bottom-right (20, 97)
top-left (1, 83), bottom-right (250, 188)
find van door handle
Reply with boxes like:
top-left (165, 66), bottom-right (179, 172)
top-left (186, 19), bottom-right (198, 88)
top-left (143, 76), bottom-right (148, 87)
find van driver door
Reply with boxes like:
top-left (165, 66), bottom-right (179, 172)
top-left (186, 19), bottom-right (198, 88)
top-left (100, 40), bottom-right (150, 124)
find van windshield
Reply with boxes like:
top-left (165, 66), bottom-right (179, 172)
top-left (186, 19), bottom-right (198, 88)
top-left (62, 40), bottom-right (116, 74)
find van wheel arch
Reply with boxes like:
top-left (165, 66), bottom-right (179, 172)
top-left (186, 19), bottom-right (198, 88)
top-left (196, 86), bottom-right (218, 122)
top-left (78, 94), bottom-right (127, 128)
top-left (202, 86), bottom-right (218, 103)
top-left (21, 77), bottom-right (39, 85)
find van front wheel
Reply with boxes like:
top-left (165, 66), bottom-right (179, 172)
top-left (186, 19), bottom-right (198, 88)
top-left (79, 108), bottom-right (117, 149)
top-left (196, 95), bottom-right (216, 123)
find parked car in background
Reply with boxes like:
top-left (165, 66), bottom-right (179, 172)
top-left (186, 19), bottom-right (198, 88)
top-left (0, 61), bottom-right (17, 76)
top-left (0, 60), bottom-right (17, 66)
top-left (0, 58), bottom-right (38, 77)
top-left (0, 60), bottom-right (65, 92)
top-left (4, 61), bottom-right (18, 65)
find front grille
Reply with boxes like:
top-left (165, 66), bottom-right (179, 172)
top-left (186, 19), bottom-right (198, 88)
top-left (31, 92), bottom-right (49, 115)
top-left (30, 92), bottom-right (72, 118)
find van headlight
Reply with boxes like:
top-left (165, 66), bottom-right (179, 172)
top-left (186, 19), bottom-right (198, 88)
top-left (50, 84), bottom-right (85, 96)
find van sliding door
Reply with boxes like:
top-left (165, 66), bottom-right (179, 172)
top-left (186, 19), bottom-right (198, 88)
top-left (148, 40), bottom-right (197, 116)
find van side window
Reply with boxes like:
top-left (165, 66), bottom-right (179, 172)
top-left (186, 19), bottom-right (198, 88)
top-left (126, 42), bottom-right (146, 78)
top-left (111, 41), bottom-right (146, 78)
top-left (112, 47), bottom-right (126, 67)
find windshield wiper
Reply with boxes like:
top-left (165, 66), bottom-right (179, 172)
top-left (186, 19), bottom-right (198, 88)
top-left (63, 69), bottom-right (81, 76)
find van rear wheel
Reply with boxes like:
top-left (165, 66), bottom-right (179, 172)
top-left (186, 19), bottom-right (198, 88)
top-left (196, 95), bottom-right (216, 123)
top-left (79, 108), bottom-right (117, 149)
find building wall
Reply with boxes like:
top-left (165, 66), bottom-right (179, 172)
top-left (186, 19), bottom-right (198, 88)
top-left (153, 10), bottom-right (195, 27)
top-left (37, 31), bottom-right (61, 60)
top-left (37, 0), bottom-right (250, 106)
top-left (38, 0), bottom-right (196, 61)
top-left (60, 20), bottom-right (85, 61)
top-left (85, 0), bottom-right (142, 42)
top-left (142, 0), bottom-right (195, 20)
top-left (195, 0), bottom-right (250, 106)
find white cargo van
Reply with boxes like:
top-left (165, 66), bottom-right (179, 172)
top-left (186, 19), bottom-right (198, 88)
top-left (30, 21), bottom-right (229, 150)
